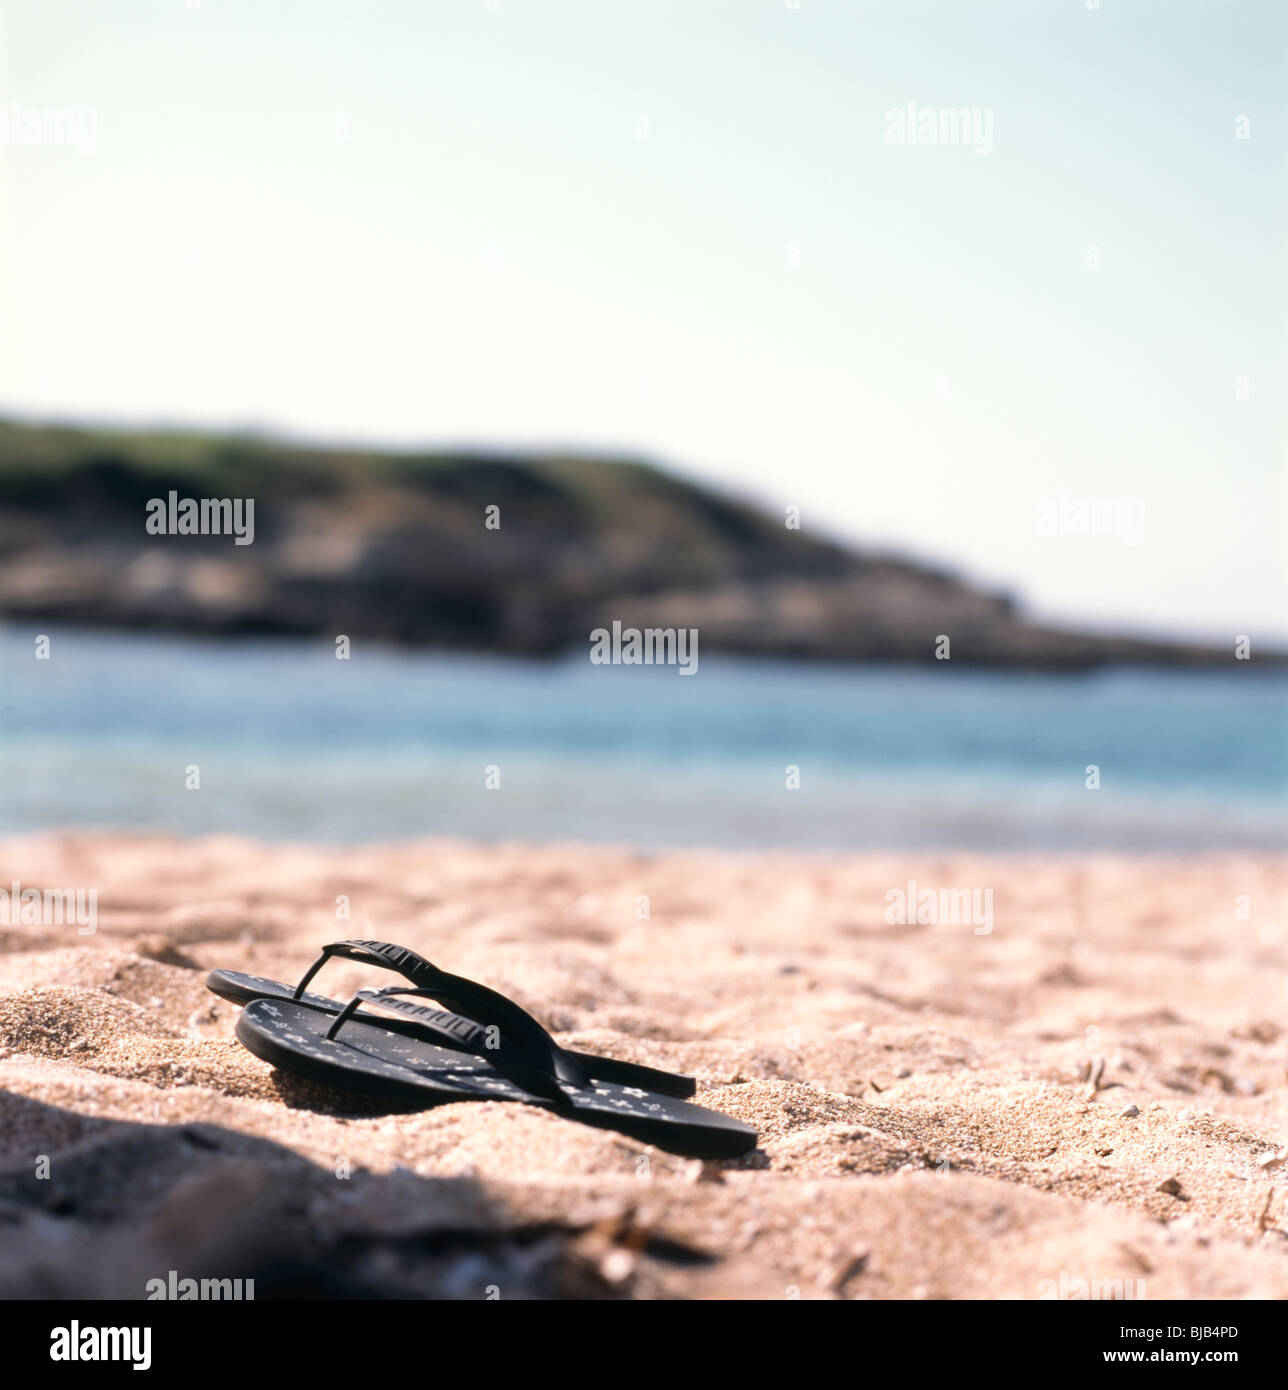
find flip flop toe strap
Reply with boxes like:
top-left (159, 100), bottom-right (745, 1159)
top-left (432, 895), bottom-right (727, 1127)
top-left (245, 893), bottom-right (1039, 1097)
top-left (291, 939), bottom-right (442, 999)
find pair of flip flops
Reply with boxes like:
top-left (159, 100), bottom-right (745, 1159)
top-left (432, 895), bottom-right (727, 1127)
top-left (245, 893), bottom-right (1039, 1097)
top-left (207, 939), bottom-right (757, 1158)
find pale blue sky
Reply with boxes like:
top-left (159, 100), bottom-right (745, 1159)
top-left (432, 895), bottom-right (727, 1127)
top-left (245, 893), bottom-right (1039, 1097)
top-left (1, 0), bottom-right (1284, 641)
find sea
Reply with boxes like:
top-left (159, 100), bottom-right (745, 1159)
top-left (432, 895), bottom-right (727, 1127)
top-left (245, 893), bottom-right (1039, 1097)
top-left (1, 624), bottom-right (1284, 851)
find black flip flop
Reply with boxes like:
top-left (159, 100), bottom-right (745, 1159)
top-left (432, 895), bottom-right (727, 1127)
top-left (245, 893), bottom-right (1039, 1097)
top-left (236, 985), bottom-right (757, 1159)
top-left (207, 938), bottom-right (696, 1099)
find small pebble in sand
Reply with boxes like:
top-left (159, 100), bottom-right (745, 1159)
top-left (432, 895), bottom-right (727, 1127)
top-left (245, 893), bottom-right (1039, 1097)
top-left (600, 1249), bottom-right (635, 1285)
top-left (829, 1244), bottom-right (870, 1293)
top-left (1256, 1151), bottom-right (1286, 1172)
top-left (1157, 1177), bottom-right (1183, 1197)
top-left (1119, 1104), bottom-right (1140, 1118)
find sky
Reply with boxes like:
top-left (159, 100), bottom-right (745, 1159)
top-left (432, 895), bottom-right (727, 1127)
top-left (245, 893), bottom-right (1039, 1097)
top-left (1, 0), bottom-right (1284, 643)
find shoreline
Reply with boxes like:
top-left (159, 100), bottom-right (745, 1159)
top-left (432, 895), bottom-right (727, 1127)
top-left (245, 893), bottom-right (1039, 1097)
top-left (1, 833), bottom-right (1285, 1298)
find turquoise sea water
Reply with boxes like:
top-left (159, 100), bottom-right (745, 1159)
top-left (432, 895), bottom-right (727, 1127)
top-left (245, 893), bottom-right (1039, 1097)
top-left (1, 625), bottom-right (1284, 851)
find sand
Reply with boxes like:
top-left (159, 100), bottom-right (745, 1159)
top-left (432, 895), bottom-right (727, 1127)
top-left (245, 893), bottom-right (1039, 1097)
top-left (0, 832), bottom-right (1285, 1300)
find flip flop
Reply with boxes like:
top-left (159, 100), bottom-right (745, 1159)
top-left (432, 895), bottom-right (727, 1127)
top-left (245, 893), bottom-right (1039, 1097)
top-left (236, 984), bottom-right (758, 1158)
top-left (207, 938), bottom-right (696, 1098)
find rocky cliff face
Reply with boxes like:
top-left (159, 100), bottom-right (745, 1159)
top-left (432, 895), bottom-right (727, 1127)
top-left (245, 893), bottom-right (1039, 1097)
top-left (0, 418), bottom-right (1241, 667)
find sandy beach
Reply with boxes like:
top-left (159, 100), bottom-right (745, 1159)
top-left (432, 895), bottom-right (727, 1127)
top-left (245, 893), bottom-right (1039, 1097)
top-left (0, 832), bottom-right (1284, 1300)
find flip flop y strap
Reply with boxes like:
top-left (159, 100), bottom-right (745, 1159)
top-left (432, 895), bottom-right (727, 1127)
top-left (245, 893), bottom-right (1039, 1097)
top-left (289, 940), bottom-right (498, 1052)
top-left (327, 976), bottom-right (591, 1104)
top-left (277, 938), bottom-right (694, 1098)
top-left (301, 941), bottom-right (580, 1085)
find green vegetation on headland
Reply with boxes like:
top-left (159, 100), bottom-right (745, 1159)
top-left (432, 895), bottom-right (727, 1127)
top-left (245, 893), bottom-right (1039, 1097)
top-left (0, 416), bottom-right (1254, 667)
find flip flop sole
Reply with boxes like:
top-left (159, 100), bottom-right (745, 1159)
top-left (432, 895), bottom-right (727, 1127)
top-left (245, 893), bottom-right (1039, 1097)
top-left (237, 999), bottom-right (757, 1159)
top-left (208, 969), bottom-right (338, 1011)
top-left (209, 967), bottom-right (697, 1099)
